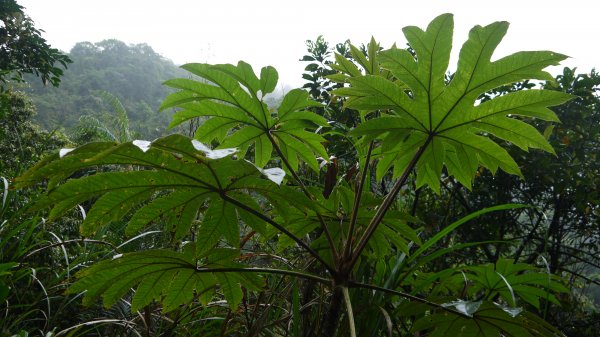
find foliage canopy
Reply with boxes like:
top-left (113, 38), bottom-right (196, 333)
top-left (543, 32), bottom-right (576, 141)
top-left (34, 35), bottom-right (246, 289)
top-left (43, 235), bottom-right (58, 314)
top-left (0, 0), bottom-right (71, 90)
top-left (13, 13), bottom-right (577, 336)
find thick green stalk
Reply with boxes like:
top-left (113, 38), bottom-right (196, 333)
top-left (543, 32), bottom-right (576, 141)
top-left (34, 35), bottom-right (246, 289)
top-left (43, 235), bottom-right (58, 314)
top-left (347, 280), bottom-right (471, 318)
top-left (194, 267), bottom-right (331, 285)
top-left (221, 193), bottom-right (336, 275)
top-left (346, 139), bottom-right (431, 271)
top-left (266, 131), bottom-right (340, 261)
top-left (343, 141), bottom-right (374, 258)
top-left (342, 287), bottom-right (357, 337)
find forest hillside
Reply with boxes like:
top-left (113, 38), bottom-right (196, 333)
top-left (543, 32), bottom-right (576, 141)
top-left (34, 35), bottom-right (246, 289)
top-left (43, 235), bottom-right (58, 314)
top-left (25, 39), bottom-right (186, 138)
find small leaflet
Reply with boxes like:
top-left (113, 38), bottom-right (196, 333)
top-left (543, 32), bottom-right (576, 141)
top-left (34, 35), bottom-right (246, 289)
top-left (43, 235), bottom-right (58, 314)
top-left (59, 148), bottom-right (74, 158)
top-left (494, 303), bottom-right (523, 317)
top-left (2, 176), bottom-right (8, 209)
top-left (77, 205), bottom-right (87, 220)
top-left (260, 167), bottom-right (286, 185)
top-left (191, 140), bottom-right (237, 159)
top-left (496, 271), bottom-right (517, 306)
top-left (441, 300), bottom-right (482, 317)
top-left (132, 140), bottom-right (152, 153)
top-left (245, 160), bottom-right (286, 185)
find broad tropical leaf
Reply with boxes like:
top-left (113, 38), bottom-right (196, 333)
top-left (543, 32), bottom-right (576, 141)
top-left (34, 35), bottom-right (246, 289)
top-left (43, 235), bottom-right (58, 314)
top-left (412, 259), bottom-right (568, 306)
top-left (463, 259), bottom-right (569, 309)
top-left (332, 13), bottom-right (573, 192)
top-left (160, 62), bottom-right (329, 172)
top-left (411, 301), bottom-right (565, 337)
top-left (15, 134), bottom-right (312, 243)
top-left (273, 185), bottom-right (421, 259)
top-left (67, 246), bottom-right (263, 312)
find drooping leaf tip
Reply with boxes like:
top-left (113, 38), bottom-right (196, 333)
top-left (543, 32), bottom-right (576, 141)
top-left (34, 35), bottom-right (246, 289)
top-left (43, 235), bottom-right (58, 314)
top-left (191, 140), bottom-right (238, 159)
top-left (132, 140), bottom-right (152, 153)
top-left (59, 148), bottom-right (74, 158)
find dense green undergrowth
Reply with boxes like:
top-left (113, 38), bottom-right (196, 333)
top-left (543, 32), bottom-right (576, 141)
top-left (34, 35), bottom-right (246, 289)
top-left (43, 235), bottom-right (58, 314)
top-left (2, 11), bottom-right (599, 337)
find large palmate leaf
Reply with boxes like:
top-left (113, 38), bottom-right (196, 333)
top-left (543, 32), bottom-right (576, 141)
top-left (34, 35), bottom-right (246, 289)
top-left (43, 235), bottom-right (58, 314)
top-left (410, 301), bottom-right (565, 337)
top-left (67, 246), bottom-right (263, 312)
top-left (160, 62), bottom-right (329, 172)
top-left (14, 134), bottom-right (312, 244)
top-left (411, 258), bottom-right (568, 308)
top-left (401, 259), bottom-right (568, 336)
top-left (333, 13), bottom-right (573, 192)
top-left (462, 259), bottom-right (569, 309)
top-left (272, 185), bottom-right (421, 257)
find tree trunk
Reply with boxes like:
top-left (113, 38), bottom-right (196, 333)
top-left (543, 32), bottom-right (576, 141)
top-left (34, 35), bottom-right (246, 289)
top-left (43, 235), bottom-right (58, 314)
top-left (322, 287), bottom-right (343, 337)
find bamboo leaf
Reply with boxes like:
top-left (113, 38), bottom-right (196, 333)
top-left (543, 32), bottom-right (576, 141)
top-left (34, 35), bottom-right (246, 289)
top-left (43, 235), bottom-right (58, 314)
top-left (408, 204), bottom-right (527, 264)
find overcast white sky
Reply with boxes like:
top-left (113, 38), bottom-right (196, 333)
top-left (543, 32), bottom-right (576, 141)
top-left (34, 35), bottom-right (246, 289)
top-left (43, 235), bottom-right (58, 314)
top-left (20, 0), bottom-right (599, 87)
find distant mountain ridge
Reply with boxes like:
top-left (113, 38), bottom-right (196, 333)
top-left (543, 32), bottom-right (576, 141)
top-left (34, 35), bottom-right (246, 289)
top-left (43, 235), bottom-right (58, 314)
top-left (25, 39), bottom-right (187, 138)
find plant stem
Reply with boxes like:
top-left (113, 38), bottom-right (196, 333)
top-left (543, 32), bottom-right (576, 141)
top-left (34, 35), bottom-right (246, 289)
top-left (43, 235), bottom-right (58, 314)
top-left (22, 239), bottom-right (119, 260)
top-left (266, 131), bottom-right (339, 261)
top-left (222, 194), bottom-right (336, 275)
top-left (347, 139), bottom-right (431, 271)
top-left (342, 287), bottom-right (357, 337)
top-left (195, 267), bottom-right (331, 285)
top-left (347, 280), bottom-right (471, 318)
top-left (343, 141), bottom-right (374, 258)
top-left (322, 287), bottom-right (343, 337)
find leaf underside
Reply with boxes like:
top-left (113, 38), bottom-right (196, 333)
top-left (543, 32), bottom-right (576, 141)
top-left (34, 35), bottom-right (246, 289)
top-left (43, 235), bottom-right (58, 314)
top-left (333, 13), bottom-right (572, 192)
top-left (160, 61), bottom-right (329, 172)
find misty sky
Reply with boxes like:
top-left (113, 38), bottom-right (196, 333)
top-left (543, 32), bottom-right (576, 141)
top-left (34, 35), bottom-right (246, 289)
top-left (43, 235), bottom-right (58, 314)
top-left (19, 0), bottom-right (599, 87)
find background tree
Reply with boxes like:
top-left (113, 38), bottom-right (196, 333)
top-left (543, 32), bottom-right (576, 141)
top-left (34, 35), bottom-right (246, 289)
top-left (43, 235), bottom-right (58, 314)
top-left (448, 68), bottom-right (600, 335)
top-left (0, 3), bottom-right (89, 335)
top-left (0, 0), bottom-right (71, 91)
top-left (25, 39), bottom-right (186, 138)
top-left (0, 91), bottom-right (70, 178)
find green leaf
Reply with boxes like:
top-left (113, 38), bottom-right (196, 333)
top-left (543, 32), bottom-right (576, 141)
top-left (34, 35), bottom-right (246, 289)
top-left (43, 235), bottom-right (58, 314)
top-left (278, 89), bottom-right (322, 117)
top-left (254, 134), bottom-right (273, 168)
top-left (463, 259), bottom-right (569, 310)
top-left (260, 66), bottom-right (278, 95)
top-left (331, 52), bottom-right (361, 77)
top-left (234, 192), bottom-right (267, 235)
top-left (407, 204), bottom-right (527, 264)
top-left (161, 64), bottom-right (327, 171)
top-left (18, 135), bottom-right (292, 247)
top-left (67, 249), bottom-right (256, 313)
top-left (215, 272), bottom-right (243, 309)
top-left (83, 188), bottom-right (156, 235)
top-left (335, 13), bottom-right (573, 192)
top-left (131, 268), bottom-right (177, 312)
top-left (126, 189), bottom-right (209, 239)
top-left (412, 301), bottom-right (563, 337)
top-left (161, 269), bottom-right (198, 312)
top-left (197, 199), bottom-right (239, 255)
